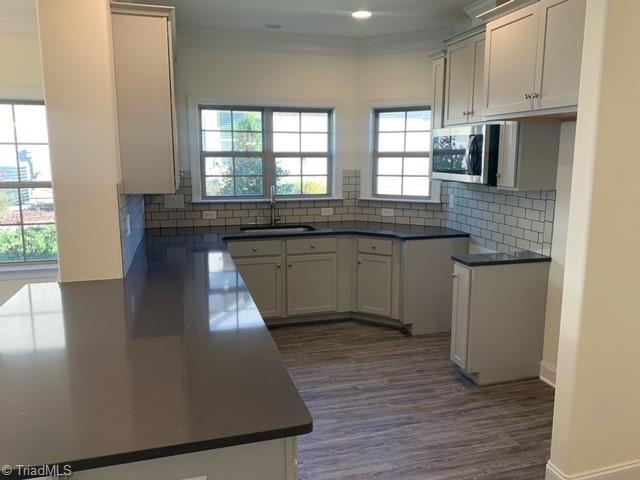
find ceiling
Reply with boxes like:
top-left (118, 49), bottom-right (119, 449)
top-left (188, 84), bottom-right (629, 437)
top-left (135, 0), bottom-right (477, 38)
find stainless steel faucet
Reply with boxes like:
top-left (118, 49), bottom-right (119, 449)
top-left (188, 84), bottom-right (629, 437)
top-left (270, 185), bottom-right (280, 227)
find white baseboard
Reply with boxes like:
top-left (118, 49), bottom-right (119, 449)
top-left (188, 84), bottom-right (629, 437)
top-left (539, 360), bottom-right (557, 387)
top-left (546, 459), bottom-right (640, 479)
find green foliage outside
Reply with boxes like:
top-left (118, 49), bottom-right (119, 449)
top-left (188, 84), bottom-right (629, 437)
top-left (205, 112), bottom-right (327, 197)
top-left (0, 225), bottom-right (58, 262)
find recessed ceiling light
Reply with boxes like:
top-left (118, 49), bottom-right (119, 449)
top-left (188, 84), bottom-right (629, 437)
top-left (351, 10), bottom-right (372, 20)
top-left (264, 23), bottom-right (283, 29)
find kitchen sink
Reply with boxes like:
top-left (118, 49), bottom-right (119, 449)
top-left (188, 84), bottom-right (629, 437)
top-left (240, 224), bottom-right (316, 234)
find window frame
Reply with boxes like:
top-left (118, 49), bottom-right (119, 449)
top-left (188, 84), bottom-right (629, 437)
top-left (198, 105), bottom-right (334, 200)
top-left (0, 100), bottom-right (56, 266)
top-left (372, 106), bottom-right (433, 200)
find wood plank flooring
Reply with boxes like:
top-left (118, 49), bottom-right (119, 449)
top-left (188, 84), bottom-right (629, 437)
top-left (270, 321), bottom-right (555, 480)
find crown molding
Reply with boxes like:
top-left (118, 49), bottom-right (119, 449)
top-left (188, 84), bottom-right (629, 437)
top-left (177, 26), bottom-right (452, 58)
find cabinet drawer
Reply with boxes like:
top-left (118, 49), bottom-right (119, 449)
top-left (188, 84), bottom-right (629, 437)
top-left (357, 237), bottom-right (392, 256)
top-left (286, 237), bottom-right (337, 255)
top-left (227, 240), bottom-right (282, 257)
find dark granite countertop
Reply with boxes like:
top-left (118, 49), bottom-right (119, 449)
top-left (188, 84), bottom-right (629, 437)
top-left (452, 251), bottom-right (552, 267)
top-left (0, 236), bottom-right (312, 478)
top-left (147, 221), bottom-right (470, 242)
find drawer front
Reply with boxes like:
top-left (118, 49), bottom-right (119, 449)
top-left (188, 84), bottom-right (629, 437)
top-left (286, 237), bottom-right (337, 255)
top-left (357, 237), bottom-right (392, 256)
top-left (227, 239), bottom-right (282, 257)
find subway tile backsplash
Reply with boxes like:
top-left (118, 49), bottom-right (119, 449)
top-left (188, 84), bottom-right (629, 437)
top-left (144, 170), bottom-right (555, 256)
top-left (119, 191), bottom-right (146, 274)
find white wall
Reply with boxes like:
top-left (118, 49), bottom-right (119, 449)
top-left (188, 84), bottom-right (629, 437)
top-left (0, 32), bottom-right (42, 98)
top-left (174, 46), bottom-right (433, 184)
top-left (547, 1), bottom-right (640, 478)
top-left (540, 121), bottom-right (575, 387)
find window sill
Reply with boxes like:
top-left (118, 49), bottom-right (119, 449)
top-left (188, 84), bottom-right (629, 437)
top-left (0, 263), bottom-right (58, 281)
top-left (191, 196), bottom-right (344, 204)
top-left (358, 196), bottom-right (442, 204)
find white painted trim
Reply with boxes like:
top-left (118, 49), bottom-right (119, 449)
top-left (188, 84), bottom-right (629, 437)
top-left (546, 459), bottom-right (640, 480)
top-left (186, 94), bottom-right (344, 202)
top-left (539, 360), bottom-right (557, 387)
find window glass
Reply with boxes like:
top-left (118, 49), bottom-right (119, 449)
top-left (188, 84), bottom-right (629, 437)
top-left (373, 108), bottom-right (431, 198)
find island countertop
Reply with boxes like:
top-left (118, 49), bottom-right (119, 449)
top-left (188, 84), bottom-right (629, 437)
top-left (0, 234), bottom-right (312, 478)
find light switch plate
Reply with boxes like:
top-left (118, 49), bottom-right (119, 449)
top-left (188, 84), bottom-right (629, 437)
top-left (202, 211), bottom-right (217, 220)
top-left (164, 194), bottom-right (185, 209)
top-left (321, 207), bottom-right (333, 216)
top-left (381, 208), bottom-right (394, 217)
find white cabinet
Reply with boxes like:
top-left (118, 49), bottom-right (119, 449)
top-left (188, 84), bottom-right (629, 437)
top-left (111, 4), bottom-right (178, 194)
top-left (430, 51), bottom-right (446, 130)
top-left (235, 257), bottom-right (283, 318)
top-left (449, 259), bottom-right (550, 385)
top-left (450, 263), bottom-right (471, 369)
top-left (483, 0), bottom-right (585, 117)
top-left (286, 253), bottom-right (337, 316)
top-left (356, 253), bottom-right (392, 317)
top-left (534, 0), bottom-right (586, 110)
top-left (444, 33), bottom-right (485, 126)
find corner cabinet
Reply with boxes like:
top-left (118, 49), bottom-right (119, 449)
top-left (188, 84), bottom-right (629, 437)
top-left (444, 33), bottom-right (485, 126)
top-left (111, 4), bottom-right (179, 194)
top-left (286, 254), bottom-right (337, 316)
top-left (483, 0), bottom-right (586, 117)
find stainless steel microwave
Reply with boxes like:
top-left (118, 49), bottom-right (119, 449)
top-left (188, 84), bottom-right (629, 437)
top-left (431, 123), bottom-right (502, 185)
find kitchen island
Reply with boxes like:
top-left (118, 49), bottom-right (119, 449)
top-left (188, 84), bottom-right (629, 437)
top-left (0, 222), bottom-right (469, 479)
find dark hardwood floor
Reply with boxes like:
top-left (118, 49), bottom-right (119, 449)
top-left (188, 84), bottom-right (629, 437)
top-left (270, 321), bottom-right (555, 480)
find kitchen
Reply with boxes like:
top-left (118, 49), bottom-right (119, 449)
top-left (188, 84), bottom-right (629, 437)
top-left (0, 1), bottom-right (638, 479)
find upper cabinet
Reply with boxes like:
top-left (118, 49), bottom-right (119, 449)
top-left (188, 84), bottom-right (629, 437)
top-left (444, 33), bottom-right (485, 126)
top-left (111, 4), bottom-right (179, 194)
top-left (430, 51), bottom-right (446, 130)
top-left (483, 0), bottom-right (586, 117)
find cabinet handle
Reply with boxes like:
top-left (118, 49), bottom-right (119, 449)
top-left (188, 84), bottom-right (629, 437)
top-left (468, 111), bottom-right (474, 116)
top-left (276, 264), bottom-right (281, 269)
top-left (357, 261), bottom-right (362, 265)
top-left (524, 93), bottom-right (531, 99)
top-left (371, 245), bottom-right (376, 250)
top-left (252, 247), bottom-right (258, 252)
top-left (310, 244), bottom-right (316, 249)
top-left (496, 173), bottom-right (502, 178)
top-left (452, 274), bottom-right (458, 278)
top-left (530, 92), bottom-right (539, 99)
top-left (462, 111), bottom-right (468, 116)
top-left (287, 264), bottom-right (292, 268)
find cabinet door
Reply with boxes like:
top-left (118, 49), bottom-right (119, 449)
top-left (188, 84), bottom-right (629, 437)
top-left (356, 253), bottom-right (392, 317)
top-left (431, 56), bottom-right (446, 130)
top-left (497, 121), bottom-right (519, 189)
top-left (112, 13), bottom-right (176, 194)
top-left (483, 3), bottom-right (539, 116)
top-left (533, 0), bottom-right (586, 110)
top-left (445, 40), bottom-right (473, 126)
top-left (467, 36), bottom-right (486, 123)
top-left (286, 254), bottom-right (337, 316)
top-left (235, 257), bottom-right (282, 318)
top-left (450, 264), bottom-right (471, 369)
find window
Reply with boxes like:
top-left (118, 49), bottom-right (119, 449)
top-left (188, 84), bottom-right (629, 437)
top-left (373, 107), bottom-right (432, 198)
top-left (199, 106), bottom-right (332, 199)
top-left (0, 102), bottom-right (57, 264)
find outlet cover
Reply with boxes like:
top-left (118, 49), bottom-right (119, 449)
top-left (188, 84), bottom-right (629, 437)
top-left (321, 207), bottom-right (333, 216)
top-left (381, 208), bottom-right (394, 217)
top-left (164, 194), bottom-right (184, 209)
top-left (202, 210), bottom-right (217, 220)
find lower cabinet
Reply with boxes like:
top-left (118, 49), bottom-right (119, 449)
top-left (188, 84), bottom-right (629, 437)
top-left (450, 263), bottom-right (471, 369)
top-left (234, 256), bottom-right (283, 318)
top-left (286, 253), bottom-right (337, 316)
top-left (356, 253), bottom-right (392, 317)
top-left (449, 259), bottom-right (549, 385)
